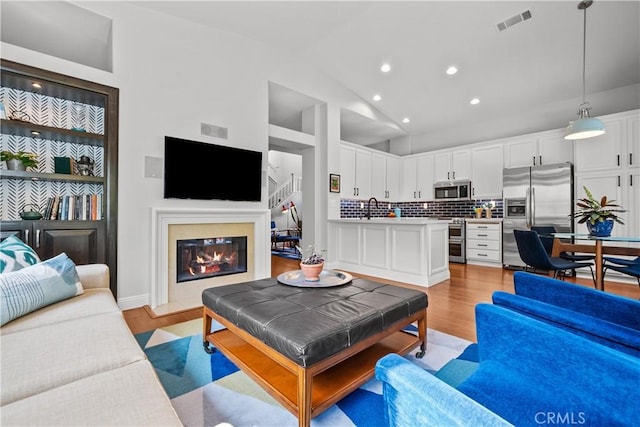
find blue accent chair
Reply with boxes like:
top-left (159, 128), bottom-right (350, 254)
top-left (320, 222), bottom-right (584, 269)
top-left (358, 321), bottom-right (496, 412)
top-left (603, 258), bottom-right (640, 286)
top-left (492, 271), bottom-right (640, 357)
top-left (375, 303), bottom-right (640, 426)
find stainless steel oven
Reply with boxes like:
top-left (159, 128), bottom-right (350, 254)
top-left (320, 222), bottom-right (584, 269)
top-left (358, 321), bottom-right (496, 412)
top-left (448, 218), bottom-right (466, 263)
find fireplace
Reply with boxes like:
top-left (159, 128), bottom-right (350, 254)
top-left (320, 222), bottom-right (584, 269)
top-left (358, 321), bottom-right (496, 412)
top-left (176, 236), bottom-right (247, 283)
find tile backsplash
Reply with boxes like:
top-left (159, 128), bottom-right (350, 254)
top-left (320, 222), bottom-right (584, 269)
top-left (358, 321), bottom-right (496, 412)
top-left (340, 198), bottom-right (503, 219)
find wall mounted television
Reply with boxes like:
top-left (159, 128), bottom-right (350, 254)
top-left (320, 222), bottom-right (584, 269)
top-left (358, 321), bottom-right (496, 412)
top-left (164, 136), bottom-right (262, 202)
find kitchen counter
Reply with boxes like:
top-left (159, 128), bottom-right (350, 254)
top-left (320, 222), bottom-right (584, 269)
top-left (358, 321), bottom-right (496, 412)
top-left (327, 218), bottom-right (450, 287)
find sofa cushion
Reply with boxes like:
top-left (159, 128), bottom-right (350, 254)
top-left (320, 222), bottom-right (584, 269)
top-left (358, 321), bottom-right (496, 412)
top-left (1, 311), bottom-right (145, 405)
top-left (0, 288), bottom-right (119, 335)
top-left (0, 253), bottom-right (83, 326)
top-left (0, 235), bottom-right (40, 273)
top-left (1, 360), bottom-right (182, 426)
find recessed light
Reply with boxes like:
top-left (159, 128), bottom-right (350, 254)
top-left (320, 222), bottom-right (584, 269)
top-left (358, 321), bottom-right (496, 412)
top-left (373, 94), bottom-right (382, 102)
top-left (380, 63), bottom-right (391, 73)
top-left (470, 98), bottom-right (480, 105)
top-left (31, 131), bottom-right (41, 136)
top-left (446, 66), bottom-right (458, 75)
top-left (32, 82), bottom-right (42, 89)
top-left (402, 117), bottom-right (410, 123)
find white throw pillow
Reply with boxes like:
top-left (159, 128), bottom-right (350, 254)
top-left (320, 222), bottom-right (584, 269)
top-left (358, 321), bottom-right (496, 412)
top-left (0, 253), bottom-right (84, 326)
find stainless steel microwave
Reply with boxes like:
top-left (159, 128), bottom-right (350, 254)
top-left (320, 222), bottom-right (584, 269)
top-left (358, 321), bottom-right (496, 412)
top-left (433, 181), bottom-right (471, 201)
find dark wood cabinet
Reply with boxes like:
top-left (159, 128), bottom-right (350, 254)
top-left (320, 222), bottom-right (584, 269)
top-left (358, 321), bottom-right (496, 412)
top-left (0, 220), bottom-right (105, 266)
top-left (0, 60), bottom-right (118, 297)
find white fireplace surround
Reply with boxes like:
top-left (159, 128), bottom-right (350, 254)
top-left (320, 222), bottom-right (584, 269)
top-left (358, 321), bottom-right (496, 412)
top-left (150, 207), bottom-right (270, 308)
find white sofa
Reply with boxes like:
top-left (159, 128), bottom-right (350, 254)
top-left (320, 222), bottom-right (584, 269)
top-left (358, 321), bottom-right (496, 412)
top-left (0, 264), bottom-right (183, 426)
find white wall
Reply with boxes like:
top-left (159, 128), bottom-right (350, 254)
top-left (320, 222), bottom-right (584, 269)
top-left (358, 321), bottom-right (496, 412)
top-left (1, 2), bottom-right (366, 307)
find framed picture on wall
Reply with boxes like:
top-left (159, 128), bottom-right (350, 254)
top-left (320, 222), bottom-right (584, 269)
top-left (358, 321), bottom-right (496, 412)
top-left (330, 174), bottom-right (340, 193)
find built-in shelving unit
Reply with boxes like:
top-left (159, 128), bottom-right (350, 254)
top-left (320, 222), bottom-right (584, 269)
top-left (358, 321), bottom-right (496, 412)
top-left (0, 59), bottom-right (119, 296)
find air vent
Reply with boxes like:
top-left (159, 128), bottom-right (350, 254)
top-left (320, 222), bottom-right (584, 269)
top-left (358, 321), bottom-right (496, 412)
top-left (201, 122), bottom-right (228, 139)
top-left (496, 10), bottom-right (532, 32)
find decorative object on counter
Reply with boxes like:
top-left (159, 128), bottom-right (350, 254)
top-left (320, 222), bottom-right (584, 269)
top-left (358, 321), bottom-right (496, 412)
top-left (298, 244), bottom-right (325, 281)
top-left (0, 102), bottom-right (6, 119)
top-left (394, 207), bottom-right (402, 218)
top-left (19, 203), bottom-right (43, 220)
top-left (572, 186), bottom-right (624, 237)
top-left (54, 156), bottom-right (75, 174)
top-left (329, 173), bottom-right (340, 193)
top-left (1, 150), bottom-right (38, 171)
top-left (76, 155), bottom-right (95, 176)
top-left (71, 102), bottom-right (87, 132)
top-left (474, 207), bottom-right (483, 218)
top-left (482, 200), bottom-right (496, 218)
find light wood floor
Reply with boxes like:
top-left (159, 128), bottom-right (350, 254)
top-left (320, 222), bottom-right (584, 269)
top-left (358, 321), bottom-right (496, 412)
top-left (123, 256), bottom-right (640, 342)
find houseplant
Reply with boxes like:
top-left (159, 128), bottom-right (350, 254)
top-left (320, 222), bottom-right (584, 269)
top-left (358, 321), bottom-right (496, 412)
top-left (1, 150), bottom-right (38, 171)
top-left (298, 244), bottom-right (325, 281)
top-left (572, 186), bottom-right (625, 237)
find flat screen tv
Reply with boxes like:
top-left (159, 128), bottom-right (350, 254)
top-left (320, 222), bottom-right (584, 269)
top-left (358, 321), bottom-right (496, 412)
top-left (164, 136), bottom-right (262, 201)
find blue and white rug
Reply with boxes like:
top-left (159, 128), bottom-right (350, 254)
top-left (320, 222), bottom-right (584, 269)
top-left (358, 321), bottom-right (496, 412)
top-left (135, 319), bottom-right (471, 427)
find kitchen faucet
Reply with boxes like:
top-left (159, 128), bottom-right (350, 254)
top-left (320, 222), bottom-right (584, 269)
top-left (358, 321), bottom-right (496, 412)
top-left (366, 197), bottom-right (378, 220)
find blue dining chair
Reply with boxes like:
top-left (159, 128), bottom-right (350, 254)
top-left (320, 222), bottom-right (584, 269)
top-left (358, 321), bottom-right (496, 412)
top-left (531, 226), bottom-right (595, 262)
top-left (513, 229), bottom-right (596, 285)
top-left (603, 258), bottom-right (640, 287)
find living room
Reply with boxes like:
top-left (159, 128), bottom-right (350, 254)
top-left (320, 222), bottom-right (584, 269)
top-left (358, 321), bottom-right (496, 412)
top-left (1, 1), bottom-right (639, 426)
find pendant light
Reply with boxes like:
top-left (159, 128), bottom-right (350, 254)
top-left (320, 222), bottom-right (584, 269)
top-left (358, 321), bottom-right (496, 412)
top-left (564, 0), bottom-right (605, 140)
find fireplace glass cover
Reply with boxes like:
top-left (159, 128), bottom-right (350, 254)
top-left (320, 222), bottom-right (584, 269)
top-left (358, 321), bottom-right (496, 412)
top-left (177, 236), bottom-right (247, 283)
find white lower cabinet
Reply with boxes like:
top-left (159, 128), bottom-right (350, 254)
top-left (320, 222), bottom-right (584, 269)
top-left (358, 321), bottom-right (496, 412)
top-left (466, 221), bottom-right (502, 267)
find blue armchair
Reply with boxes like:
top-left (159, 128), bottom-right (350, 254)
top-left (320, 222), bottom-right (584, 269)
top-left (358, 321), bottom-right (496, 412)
top-left (492, 271), bottom-right (640, 356)
top-left (375, 303), bottom-right (640, 426)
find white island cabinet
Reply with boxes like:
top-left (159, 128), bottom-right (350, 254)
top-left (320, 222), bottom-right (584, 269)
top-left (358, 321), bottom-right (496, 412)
top-left (327, 218), bottom-right (450, 287)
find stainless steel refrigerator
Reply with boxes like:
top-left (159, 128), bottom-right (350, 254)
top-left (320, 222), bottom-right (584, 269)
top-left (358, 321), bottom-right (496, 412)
top-left (502, 162), bottom-right (574, 268)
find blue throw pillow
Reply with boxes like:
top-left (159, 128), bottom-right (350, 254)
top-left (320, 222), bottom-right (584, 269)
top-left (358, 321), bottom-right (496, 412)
top-left (0, 252), bottom-right (84, 326)
top-left (0, 235), bottom-right (41, 273)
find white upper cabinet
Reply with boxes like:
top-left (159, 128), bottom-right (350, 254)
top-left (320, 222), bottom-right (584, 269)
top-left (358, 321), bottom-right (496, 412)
top-left (574, 116), bottom-right (626, 173)
top-left (434, 149), bottom-right (471, 182)
top-left (402, 153), bottom-right (434, 200)
top-left (504, 131), bottom-right (572, 168)
top-left (471, 144), bottom-right (503, 199)
top-left (627, 115), bottom-right (639, 171)
top-left (372, 152), bottom-right (400, 200)
top-left (341, 144), bottom-right (372, 198)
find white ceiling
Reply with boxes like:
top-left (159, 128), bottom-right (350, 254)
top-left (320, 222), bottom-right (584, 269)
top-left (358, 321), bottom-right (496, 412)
top-left (134, 1), bottom-right (640, 151)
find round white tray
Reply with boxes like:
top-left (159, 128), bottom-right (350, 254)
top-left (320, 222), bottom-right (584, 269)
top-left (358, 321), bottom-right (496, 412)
top-left (277, 269), bottom-right (353, 288)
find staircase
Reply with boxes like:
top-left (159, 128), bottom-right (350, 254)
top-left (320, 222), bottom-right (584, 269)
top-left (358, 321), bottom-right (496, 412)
top-left (269, 173), bottom-right (302, 209)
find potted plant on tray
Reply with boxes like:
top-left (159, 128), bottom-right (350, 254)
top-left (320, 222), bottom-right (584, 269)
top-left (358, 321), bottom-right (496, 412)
top-left (572, 186), bottom-right (625, 237)
top-left (298, 244), bottom-right (325, 281)
top-left (1, 150), bottom-right (38, 171)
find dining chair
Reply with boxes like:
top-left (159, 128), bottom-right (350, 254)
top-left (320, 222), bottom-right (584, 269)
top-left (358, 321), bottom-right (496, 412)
top-left (530, 226), bottom-right (595, 262)
top-left (513, 229), bottom-right (596, 285)
top-left (603, 259), bottom-right (640, 287)
top-left (603, 256), bottom-right (640, 266)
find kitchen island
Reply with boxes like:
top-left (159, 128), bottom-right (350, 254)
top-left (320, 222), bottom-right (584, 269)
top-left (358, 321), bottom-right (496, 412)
top-left (327, 218), bottom-right (450, 287)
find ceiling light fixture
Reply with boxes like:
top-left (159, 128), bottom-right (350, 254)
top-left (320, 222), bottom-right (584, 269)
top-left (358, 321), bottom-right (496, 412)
top-left (470, 98), bottom-right (480, 105)
top-left (446, 66), bottom-right (458, 75)
top-left (564, 0), bottom-right (605, 140)
top-left (372, 94), bottom-right (382, 102)
top-left (402, 117), bottom-right (410, 123)
top-left (32, 82), bottom-right (42, 89)
top-left (380, 63), bottom-right (391, 73)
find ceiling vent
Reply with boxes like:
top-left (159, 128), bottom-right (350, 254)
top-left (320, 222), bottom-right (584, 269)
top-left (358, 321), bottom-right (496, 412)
top-left (496, 10), bottom-right (532, 32)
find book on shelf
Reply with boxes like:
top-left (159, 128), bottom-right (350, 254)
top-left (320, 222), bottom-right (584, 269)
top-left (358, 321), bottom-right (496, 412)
top-left (41, 194), bottom-right (103, 220)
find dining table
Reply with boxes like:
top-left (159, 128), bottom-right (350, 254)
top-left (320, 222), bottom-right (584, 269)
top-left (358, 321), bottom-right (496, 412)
top-left (551, 233), bottom-right (640, 291)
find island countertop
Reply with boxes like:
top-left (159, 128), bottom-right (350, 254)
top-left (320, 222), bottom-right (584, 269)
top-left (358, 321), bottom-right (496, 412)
top-left (329, 217), bottom-right (447, 224)
top-left (327, 218), bottom-right (450, 287)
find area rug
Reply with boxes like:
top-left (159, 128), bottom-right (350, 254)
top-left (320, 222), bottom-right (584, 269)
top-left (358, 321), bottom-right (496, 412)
top-left (271, 247), bottom-right (302, 260)
top-left (135, 319), bottom-right (472, 427)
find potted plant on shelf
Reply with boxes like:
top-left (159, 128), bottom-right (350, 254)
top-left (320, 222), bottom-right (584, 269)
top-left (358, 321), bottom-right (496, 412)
top-left (297, 244), bottom-right (325, 281)
top-left (572, 186), bottom-right (625, 237)
top-left (1, 150), bottom-right (38, 171)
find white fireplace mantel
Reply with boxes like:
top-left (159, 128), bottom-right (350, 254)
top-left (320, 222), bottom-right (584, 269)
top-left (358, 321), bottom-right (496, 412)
top-left (150, 207), bottom-right (270, 308)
